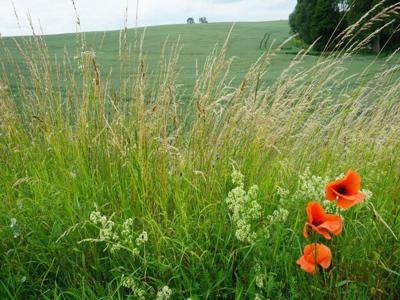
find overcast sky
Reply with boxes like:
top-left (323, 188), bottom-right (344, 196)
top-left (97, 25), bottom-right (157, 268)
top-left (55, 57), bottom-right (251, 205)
top-left (0, 0), bottom-right (296, 37)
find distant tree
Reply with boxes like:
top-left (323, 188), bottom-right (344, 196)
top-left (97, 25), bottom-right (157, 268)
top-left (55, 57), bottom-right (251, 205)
top-left (289, 0), bottom-right (318, 45)
top-left (310, 0), bottom-right (344, 51)
top-left (199, 17), bottom-right (208, 24)
top-left (343, 0), bottom-right (400, 52)
top-left (290, 0), bottom-right (344, 51)
top-left (290, 0), bottom-right (400, 52)
top-left (187, 17), bottom-right (195, 24)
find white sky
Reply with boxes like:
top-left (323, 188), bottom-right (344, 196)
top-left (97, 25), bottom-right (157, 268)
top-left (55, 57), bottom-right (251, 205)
top-left (0, 0), bottom-right (296, 37)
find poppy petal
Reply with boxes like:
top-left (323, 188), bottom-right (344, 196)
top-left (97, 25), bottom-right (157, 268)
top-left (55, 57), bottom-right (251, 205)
top-left (305, 222), bottom-right (332, 239)
top-left (319, 255), bottom-right (332, 269)
top-left (303, 244), bottom-right (313, 255)
top-left (343, 170), bottom-right (361, 194)
top-left (325, 175), bottom-right (347, 200)
top-left (297, 243), bottom-right (332, 275)
top-left (318, 216), bottom-right (342, 236)
top-left (296, 255), bottom-right (317, 274)
top-left (336, 197), bottom-right (355, 209)
top-left (328, 187), bottom-right (344, 199)
top-left (337, 192), bottom-right (365, 209)
top-left (305, 202), bottom-right (342, 239)
top-left (341, 192), bottom-right (365, 202)
top-left (307, 202), bottom-right (325, 223)
top-left (315, 244), bottom-right (332, 269)
top-left (314, 226), bottom-right (332, 239)
top-left (326, 184), bottom-right (339, 200)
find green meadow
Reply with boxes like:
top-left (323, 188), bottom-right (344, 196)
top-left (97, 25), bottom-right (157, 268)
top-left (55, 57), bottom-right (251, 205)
top-left (0, 21), bottom-right (399, 299)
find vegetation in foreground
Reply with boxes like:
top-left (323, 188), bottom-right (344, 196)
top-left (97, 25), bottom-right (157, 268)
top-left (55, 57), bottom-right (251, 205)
top-left (0, 19), bottom-right (400, 299)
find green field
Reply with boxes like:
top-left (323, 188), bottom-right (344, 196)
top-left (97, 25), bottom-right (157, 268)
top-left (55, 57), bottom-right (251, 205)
top-left (1, 21), bottom-right (400, 299)
top-left (1, 21), bottom-right (393, 95)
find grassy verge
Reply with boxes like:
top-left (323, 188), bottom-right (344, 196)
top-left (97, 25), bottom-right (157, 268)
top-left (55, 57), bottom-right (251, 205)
top-left (0, 21), bottom-right (399, 299)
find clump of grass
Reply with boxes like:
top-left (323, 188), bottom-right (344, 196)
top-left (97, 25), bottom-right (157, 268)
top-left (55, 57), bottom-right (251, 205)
top-left (0, 10), bottom-right (399, 299)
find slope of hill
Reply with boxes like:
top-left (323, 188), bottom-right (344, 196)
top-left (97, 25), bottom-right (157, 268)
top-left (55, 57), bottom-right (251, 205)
top-left (1, 21), bottom-right (391, 96)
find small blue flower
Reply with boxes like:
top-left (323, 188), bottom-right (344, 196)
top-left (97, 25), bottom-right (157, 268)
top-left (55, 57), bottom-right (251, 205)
top-left (215, 152), bottom-right (221, 160)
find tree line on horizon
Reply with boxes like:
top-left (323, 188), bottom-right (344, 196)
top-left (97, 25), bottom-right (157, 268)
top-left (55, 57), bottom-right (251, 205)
top-left (187, 17), bottom-right (208, 24)
top-left (289, 0), bottom-right (400, 52)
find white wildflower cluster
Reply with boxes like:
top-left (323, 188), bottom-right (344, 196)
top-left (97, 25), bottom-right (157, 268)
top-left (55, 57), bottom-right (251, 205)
top-left (266, 208), bottom-right (289, 224)
top-left (156, 285), bottom-right (172, 300)
top-left (276, 186), bottom-right (290, 205)
top-left (294, 168), bottom-right (329, 202)
top-left (89, 211), bottom-right (104, 223)
top-left (136, 231), bottom-right (148, 246)
top-left (254, 263), bottom-right (265, 289)
top-left (255, 274), bottom-right (264, 289)
top-left (122, 276), bottom-right (146, 300)
top-left (254, 293), bottom-right (262, 300)
top-left (322, 200), bottom-right (343, 216)
top-left (90, 211), bottom-right (119, 243)
top-left (231, 169), bottom-right (245, 187)
top-left (263, 207), bottom-right (289, 239)
top-left (321, 200), bottom-right (342, 215)
top-left (87, 210), bottom-right (146, 255)
top-left (121, 218), bottom-right (134, 239)
top-left (276, 169), bottom-right (329, 206)
top-left (226, 169), bottom-right (262, 244)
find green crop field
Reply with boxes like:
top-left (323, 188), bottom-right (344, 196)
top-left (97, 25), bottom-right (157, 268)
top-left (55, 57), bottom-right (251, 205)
top-left (0, 20), bottom-right (399, 299)
top-left (1, 21), bottom-right (394, 96)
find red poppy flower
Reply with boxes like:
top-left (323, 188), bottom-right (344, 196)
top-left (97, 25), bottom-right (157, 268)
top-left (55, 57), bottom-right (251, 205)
top-left (326, 170), bottom-right (365, 209)
top-left (303, 202), bottom-right (342, 239)
top-left (296, 243), bottom-right (332, 275)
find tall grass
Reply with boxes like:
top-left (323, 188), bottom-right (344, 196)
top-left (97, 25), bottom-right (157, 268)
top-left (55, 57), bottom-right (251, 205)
top-left (0, 10), bottom-right (400, 299)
